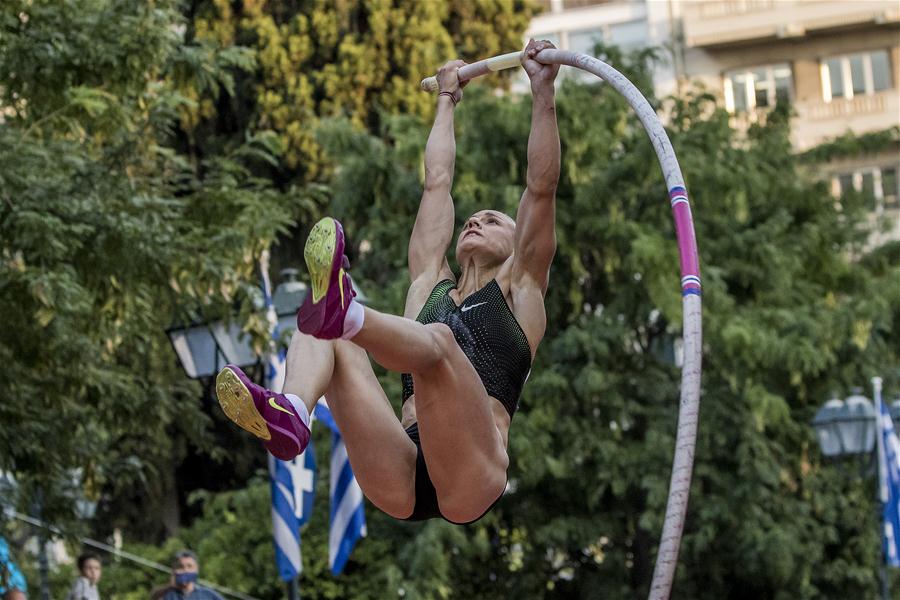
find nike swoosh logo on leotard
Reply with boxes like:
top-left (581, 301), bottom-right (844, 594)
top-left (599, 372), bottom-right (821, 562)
top-left (460, 301), bottom-right (488, 313)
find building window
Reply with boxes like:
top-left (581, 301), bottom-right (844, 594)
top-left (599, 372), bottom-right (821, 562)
top-left (532, 32), bottom-right (561, 49)
top-left (536, 0), bottom-right (554, 13)
top-left (882, 167), bottom-right (898, 209)
top-left (562, 0), bottom-right (614, 9)
top-left (821, 50), bottom-right (893, 101)
top-left (568, 27), bottom-right (604, 56)
top-left (609, 20), bottom-right (647, 51)
top-left (834, 165), bottom-right (900, 211)
top-left (723, 64), bottom-right (792, 113)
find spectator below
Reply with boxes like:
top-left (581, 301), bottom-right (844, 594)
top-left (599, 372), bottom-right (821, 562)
top-left (66, 552), bottom-right (102, 600)
top-left (150, 550), bottom-right (224, 600)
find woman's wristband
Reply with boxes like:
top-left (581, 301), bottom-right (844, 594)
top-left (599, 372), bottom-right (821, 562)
top-left (438, 91), bottom-right (458, 106)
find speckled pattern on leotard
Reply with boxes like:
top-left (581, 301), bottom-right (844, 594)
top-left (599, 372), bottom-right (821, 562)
top-left (400, 279), bottom-right (532, 417)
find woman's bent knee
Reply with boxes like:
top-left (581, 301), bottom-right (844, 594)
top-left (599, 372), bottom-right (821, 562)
top-left (437, 468), bottom-right (507, 524)
top-left (357, 474), bottom-right (417, 520)
top-left (371, 492), bottom-right (417, 521)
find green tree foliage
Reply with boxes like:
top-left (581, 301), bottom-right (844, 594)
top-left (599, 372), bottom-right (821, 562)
top-left (182, 0), bottom-right (534, 181)
top-left (11, 430), bottom-right (410, 600)
top-left (84, 481), bottom-right (287, 599)
top-left (81, 52), bottom-right (892, 597)
top-left (800, 126), bottom-right (900, 164)
top-left (0, 0), bottom-right (300, 530)
top-left (309, 46), bottom-right (900, 598)
top-left (3, 2), bottom-right (899, 598)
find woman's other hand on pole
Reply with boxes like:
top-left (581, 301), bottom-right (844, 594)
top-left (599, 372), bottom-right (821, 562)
top-left (437, 59), bottom-right (467, 105)
top-left (522, 39), bottom-right (559, 92)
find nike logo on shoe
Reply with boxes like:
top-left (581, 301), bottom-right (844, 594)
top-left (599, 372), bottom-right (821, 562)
top-left (268, 397), bottom-right (294, 415)
top-left (461, 301), bottom-right (488, 313)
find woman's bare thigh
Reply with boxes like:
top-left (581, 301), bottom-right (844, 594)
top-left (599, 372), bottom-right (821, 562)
top-left (324, 340), bottom-right (417, 519)
top-left (411, 326), bottom-right (509, 522)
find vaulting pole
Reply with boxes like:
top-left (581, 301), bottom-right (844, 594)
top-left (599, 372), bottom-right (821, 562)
top-left (422, 49), bottom-right (703, 600)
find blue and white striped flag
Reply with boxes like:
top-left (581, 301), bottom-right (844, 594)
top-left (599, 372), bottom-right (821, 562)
top-left (876, 378), bottom-right (900, 567)
top-left (314, 401), bottom-right (367, 575)
top-left (268, 447), bottom-right (316, 580)
top-left (261, 251), bottom-right (317, 582)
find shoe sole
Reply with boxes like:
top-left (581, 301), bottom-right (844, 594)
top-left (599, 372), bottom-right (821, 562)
top-left (215, 368), bottom-right (271, 441)
top-left (305, 217), bottom-right (337, 304)
top-left (215, 367), bottom-right (305, 460)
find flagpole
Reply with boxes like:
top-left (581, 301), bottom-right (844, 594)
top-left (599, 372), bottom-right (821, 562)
top-left (874, 376), bottom-right (891, 600)
top-left (290, 541), bottom-right (300, 600)
top-left (261, 251), bottom-right (308, 596)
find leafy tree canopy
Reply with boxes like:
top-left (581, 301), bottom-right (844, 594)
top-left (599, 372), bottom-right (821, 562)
top-left (2, 3), bottom-right (899, 599)
top-left (0, 0), bottom-right (299, 528)
top-left (182, 0), bottom-right (535, 181)
top-left (308, 46), bottom-right (899, 598)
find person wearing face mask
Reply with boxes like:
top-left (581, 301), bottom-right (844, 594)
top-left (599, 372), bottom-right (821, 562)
top-left (65, 553), bottom-right (101, 600)
top-left (149, 551), bottom-right (223, 600)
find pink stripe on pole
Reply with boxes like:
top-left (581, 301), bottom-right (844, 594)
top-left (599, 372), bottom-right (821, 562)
top-left (670, 188), bottom-right (700, 280)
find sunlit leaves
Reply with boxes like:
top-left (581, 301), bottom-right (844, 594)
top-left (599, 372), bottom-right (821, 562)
top-left (0, 0), bottom-right (292, 530)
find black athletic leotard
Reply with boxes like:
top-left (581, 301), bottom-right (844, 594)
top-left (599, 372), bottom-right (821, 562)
top-left (400, 278), bottom-right (532, 417)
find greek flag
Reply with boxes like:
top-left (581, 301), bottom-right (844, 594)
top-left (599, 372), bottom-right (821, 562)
top-left (269, 445), bottom-right (317, 580)
top-left (261, 252), bottom-right (316, 582)
top-left (314, 401), bottom-right (367, 575)
top-left (876, 379), bottom-right (900, 567)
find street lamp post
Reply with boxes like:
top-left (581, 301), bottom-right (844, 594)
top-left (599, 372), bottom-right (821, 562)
top-left (166, 269), bottom-right (311, 379)
top-left (811, 381), bottom-right (890, 600)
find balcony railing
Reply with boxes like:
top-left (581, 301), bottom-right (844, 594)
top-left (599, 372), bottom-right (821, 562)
top-left (697, 0), bottom-right (777, 19)
top-left (562, 0), bottom-right (618, 9)
top-left (805, 94), bottom-right (887, 121)
top-left (721, 90), bottom-right (898, 151)
top-left (538, 0), bottom-right (621, 12)
top-left (796, 91), bottom-right (898, 150)
top-left (683, 0), bottom-right (897, 48)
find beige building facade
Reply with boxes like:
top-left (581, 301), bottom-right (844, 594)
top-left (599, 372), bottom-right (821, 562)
top-left (527, 0), bottom-right (900, 241)
top-left (680, 0), bottom-right (900, 242)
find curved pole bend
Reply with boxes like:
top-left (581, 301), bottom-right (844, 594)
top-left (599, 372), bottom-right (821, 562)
top-left (421, 49), bottom-right (703, 600)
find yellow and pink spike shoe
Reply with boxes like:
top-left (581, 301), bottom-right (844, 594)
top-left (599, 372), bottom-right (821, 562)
top-left (296, 217), bottom-right (359, 339)
top-left (215, 365), bottom-right (310, 460)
